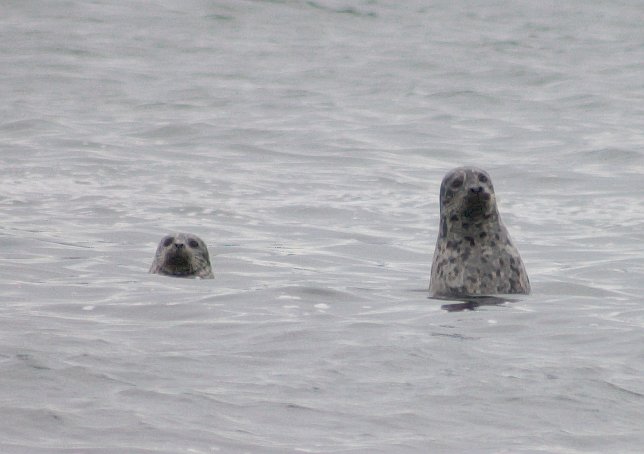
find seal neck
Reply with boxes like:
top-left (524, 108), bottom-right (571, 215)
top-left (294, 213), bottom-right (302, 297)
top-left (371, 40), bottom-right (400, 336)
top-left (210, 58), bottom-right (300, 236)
top-left (440, 210), bottom-right (500, 238)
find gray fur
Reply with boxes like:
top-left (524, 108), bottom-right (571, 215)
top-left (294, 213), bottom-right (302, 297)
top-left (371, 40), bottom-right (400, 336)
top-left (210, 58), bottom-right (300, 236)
top-left (429, 167), bottom-right (530, 297)
top-left (150, 233), bottom-right (214, 279)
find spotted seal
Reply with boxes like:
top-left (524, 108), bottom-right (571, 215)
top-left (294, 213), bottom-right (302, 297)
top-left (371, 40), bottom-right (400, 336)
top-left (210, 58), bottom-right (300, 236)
top-left (429, 167), bottom-right (530, 297)
top-left (149, 233), bottom-right (214, 279)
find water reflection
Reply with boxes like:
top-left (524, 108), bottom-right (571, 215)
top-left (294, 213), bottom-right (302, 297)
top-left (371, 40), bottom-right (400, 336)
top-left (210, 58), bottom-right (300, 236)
top-left (432, 295), bottom-right (520, 312)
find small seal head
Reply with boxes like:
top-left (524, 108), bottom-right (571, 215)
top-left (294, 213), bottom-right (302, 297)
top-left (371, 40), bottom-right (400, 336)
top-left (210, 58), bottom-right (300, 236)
top-left (429, 167), bottom-right (530, 297)
top-left (150, 233), bottom-right (214, 279)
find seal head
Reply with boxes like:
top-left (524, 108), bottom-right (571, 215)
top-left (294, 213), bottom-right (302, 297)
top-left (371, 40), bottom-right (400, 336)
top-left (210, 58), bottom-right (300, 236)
top-left (429, 167), bottom-right (530, 297)
top-left (150, 233), bottom-right (214, 279)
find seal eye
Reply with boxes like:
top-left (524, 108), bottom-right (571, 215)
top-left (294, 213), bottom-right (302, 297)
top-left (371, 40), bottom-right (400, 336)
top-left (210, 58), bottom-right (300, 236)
top-left (188, 239), bottom-right (199, 248)
top-left (478, 174), bottom-right (488, 183)
top-left (163, 237), bottom-right (174, 247)
top-left (450, 178), bottom-right (463, 189)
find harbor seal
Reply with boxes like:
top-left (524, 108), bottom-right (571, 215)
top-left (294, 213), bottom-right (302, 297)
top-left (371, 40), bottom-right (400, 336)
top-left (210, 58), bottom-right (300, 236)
top-left (429, 167), bottom-right (530, 297)
top-left (149, 233), bottom-right (214, 279)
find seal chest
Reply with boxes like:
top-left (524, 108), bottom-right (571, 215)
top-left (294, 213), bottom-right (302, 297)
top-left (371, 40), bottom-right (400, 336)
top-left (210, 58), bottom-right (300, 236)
top-left (150, 233), bottom-right (214, 279)
top-left (429, 167), bottom-right (530, 297)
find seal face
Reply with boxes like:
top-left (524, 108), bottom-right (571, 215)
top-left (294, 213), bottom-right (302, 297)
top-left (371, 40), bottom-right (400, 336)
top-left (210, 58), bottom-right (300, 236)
top-left (149, 233), bottom-right (214, 279)
top-left (429, 167), bottom-right (530, 297)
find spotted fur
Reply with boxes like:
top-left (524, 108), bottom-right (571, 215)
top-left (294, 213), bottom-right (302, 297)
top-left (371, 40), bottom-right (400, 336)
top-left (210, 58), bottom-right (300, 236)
top-left (150, 233), bottom-right (214, 279)
top-left (429, 167), bottom-right (530, 297)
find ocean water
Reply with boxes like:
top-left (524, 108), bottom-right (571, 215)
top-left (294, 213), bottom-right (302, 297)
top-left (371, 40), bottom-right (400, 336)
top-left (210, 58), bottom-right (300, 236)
top-left (1, 1), bottom-right (643, 452)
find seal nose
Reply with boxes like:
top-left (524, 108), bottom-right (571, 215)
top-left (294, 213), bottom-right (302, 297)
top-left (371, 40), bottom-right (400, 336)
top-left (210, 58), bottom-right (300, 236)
top-left (470, 186), bottom-right (484, 194)
top-left (174, 243), bottom-right (185, 249)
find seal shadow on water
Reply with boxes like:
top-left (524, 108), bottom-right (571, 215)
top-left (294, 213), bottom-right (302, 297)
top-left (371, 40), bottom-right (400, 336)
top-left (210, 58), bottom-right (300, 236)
top-left (432, 295), bottom-right (520, 312)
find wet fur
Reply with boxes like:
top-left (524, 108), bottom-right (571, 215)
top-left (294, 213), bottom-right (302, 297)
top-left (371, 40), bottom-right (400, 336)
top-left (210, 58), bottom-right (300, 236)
top-left (150, 233), bottom-right (214, 279)
top-left (429, 167), bottom-right (530, 297)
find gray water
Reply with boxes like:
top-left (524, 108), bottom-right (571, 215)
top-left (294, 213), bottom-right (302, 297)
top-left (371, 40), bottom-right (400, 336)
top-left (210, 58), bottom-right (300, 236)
top-left (1, 1), bottom-right (643, 452)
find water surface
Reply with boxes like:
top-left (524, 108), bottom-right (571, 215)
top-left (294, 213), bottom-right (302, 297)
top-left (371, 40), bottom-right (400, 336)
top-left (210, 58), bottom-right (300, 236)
top-left (1, 1), bottom-right (643, 452)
